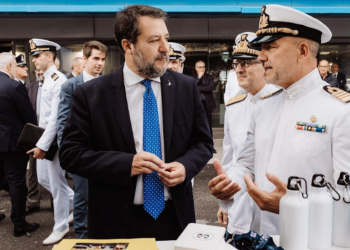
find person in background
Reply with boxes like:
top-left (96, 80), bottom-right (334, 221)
top-left (57, 40), bottom-right (108, 239)
top-left (0, 52), bottom-right (39, 237)
top-left (216, 32), bottom-right (277, 245)
top-left (331, 63), bottom-right (346, 90)
top-left (67, 57), bottom-right (84, 79)
top-left (55, 57), bottom-right (60, 71)
top-left (318, 59), bottom-right (338, 87)
top-left (194, 60), bottom-right (217, 153)
top-left (27, 38), bottom-right (74, 245)
top-left (15, 54), bottom-right (28, 84)
top-left (224, 69), bottom-right (241, 104)
top-left (167, 42), bottom-right (186, 73)
top-left (209, 4), bottom-right (350, 235)
top-left (59, 4), bottom-right (212, 240)
top-left (25, 68), bottom-right (45, 215)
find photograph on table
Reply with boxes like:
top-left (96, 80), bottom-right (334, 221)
top-left (71, 243), bottom-right (129, 250)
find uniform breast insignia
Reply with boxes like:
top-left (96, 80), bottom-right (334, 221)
top-left (260, 89), bottom-right (283, 100)
top-left (323, 86), bottom-right (350, 103)
top-left (51, 73), bottom-right (59, 81)
top-left (296, 121), bottom-right (326, 133)
top-left (226, 94), bottom-right (247, 106)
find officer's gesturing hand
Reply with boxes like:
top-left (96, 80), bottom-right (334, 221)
top-left (131, 152), bottom-right (164, 176)
top-left (208, 159), bottom-right (241, 200)
top-left (244, 172), bottom-right (287, 214)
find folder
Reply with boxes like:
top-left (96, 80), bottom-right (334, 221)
top-left (16, 123), bottom-right (58, 161)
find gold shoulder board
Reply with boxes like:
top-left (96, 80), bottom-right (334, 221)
top-left (260, 88), bottom-right (283, 100)
top-left (51, 73), bottom-right (59, 81)
top-left (226, 94), bottom-right (247, 106)
top-left (229, 69), bottom-right (235, 72)
top-left (323, 86), bottom-right (350, 103)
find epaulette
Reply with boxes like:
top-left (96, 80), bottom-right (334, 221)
top-left (51, 73), bottom-right (59, 81)
top-left (226, 94), bottom-right (247, 106)
top-left (323, 86), bottom-right (350, 103)
top-left (260, 89), bottom-right (283, 100)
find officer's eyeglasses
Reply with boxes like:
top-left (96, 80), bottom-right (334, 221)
top-left (232, 60), bottom-right (261, 69)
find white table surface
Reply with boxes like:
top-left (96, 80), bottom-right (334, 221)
top-left (156, 236), bottom-right (350, 250)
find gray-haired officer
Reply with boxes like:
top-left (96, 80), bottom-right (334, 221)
top-left (15, 54), bottom-right (28, 84)
top-left (168, 42), bottom-right (186, 73)
top-left (215, 32), bottom-right (277, 242)
top-left (209, 4), bottom-right (350, 235)
top-left (27, 38), bottom-right (74, 245)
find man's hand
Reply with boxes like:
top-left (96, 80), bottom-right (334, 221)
top-left (217, 207), bottom-right (228, 226)
top-left (158, 162), bottom-right (186, 187)
top-left (208, 159), bottom-right (241, 200)
top-left (27, 147), bottom-right (46, 159)
top-left (244, 172), bottom-right (287, 214)
top-left (198, 72), bottom-right (204, 79)
top-left (131, 152), bottom-right (164, 176)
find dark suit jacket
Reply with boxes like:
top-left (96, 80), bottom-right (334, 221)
top-left (57, 73), bottom-right (84, 146)
top-left (194, 73), bottom-right (217, 111)
top-left (336, 72), bottom-right (346, 90)
top-left (25, 81), bottom-right (39, 113)
top-left (0, 72), bottom-right (36, 152)
top-left (59, 65), bottom-right (213, 239)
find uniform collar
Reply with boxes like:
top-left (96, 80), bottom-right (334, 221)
top-left (123, 62), bottom-right (160, 87)
top-left (283, 68), bottom-right (324, 100)
top-left (43, 65), bottom-right (57, 79)
top-left (247, 83), bottom-right (276, 104)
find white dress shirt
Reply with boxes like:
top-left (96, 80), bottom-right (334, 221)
top-left (225, 68), bottom-right (350, 235)
top-left (221, 84), bottom-right (278, 234)
top-left (83, 70), bottom-right (96, 83)
top-left (36, 65), bottom-right (67, 151)
top-left (224, 71), bottom-right (241, 104)
top-left (123, 63), bottom-right (171, 205)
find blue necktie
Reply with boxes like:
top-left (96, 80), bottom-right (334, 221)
top-left (142, 79), bottom-right (165, 219)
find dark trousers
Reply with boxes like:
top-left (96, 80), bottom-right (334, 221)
top-left (127, 200), bottom-right (183, 241)
top-left (26, 154), bottom-right (41, 208)
top-left (73, 174), bottom-right (88, 239)
top-left (0, 152), bottom-right (28, 227)
top-left (202, 100), bottom-right (213, 137)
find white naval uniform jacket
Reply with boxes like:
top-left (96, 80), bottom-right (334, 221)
top-left (221, 84), bottom-right (278, 234)
top-left (36, 65), bottom-right (67, 151)
top-left (227, 68), bottom-right (350, 235)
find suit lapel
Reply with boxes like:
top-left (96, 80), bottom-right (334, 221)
top-left (160, 71), bottom-right (175, 161)
top-left (108, 66), bottom-right (136, 154)
top-left (77, 74), bottom-right (84, 86)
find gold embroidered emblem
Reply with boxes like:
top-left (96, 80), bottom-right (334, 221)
top-left (226, 94), bottom-right (247, 106)
top-left (259, 6), bottom-right (269, 30)
top-left (232, 34), bottom-right (260, 56)
top-left (260, 89), bottom-right (283, 100)
top-left (310, 115), bottom-right (317, 123)
top-left (169, 44), bottom-right (182, 58)
top-left (256, 6), bottom-right (298, 37)
top-left (323, 86), bottom-right (350, 103)
top-left (51, 72), bottom-right (59, 81)
top-left (29, 40), bottom-right (36, 50)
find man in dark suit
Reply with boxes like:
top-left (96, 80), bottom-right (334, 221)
top-left (58, 40), bottom-right (108, 239)
top-left (331, 63), bottom-right (347, 90)
top-left (59, 5), bottom-right (212, 241)
top-left (194, 60), bottom-right (217, 153)
top-left (24, 68), bottom-right (44, 215)
top-left (67, 57), bottom-right (84, 79)
top-left (0, 52), bottom-right (39, 236)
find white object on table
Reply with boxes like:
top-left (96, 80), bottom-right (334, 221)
top-left (272, 236), bottom-right (350, 250)
top-left (156, 240), bottom-right (236, 250)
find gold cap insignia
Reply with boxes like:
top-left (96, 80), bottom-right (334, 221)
top-left (51, 72), bottom-right (59, 81)
top-left (323, 85), bottom-right (350, 103)
top-left (232, 34), bottom-right (260, 56)
top-left (256, 6), bottom-right (298, 37)
top-left (226, 94), bottom-right (247, 106)
top-left (29, 40), bottom-right (36, 51)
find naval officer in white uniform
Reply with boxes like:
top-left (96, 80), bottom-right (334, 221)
top-left (215, 32), bottom-right (277, 239)
top-left (209, 4), bottom-right (350, 235)
top-left (27, 38), bottom-right (74, 245)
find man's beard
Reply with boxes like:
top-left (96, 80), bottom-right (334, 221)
top-left (133, 47), bottom-right (169, 78)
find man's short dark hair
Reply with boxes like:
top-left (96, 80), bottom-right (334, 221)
top-left (44, 51), bottom-right (57, 61)
top-left (114, 5), bottom-right (167, 53)
top-left (83, 41), bottom-right (108, 59)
